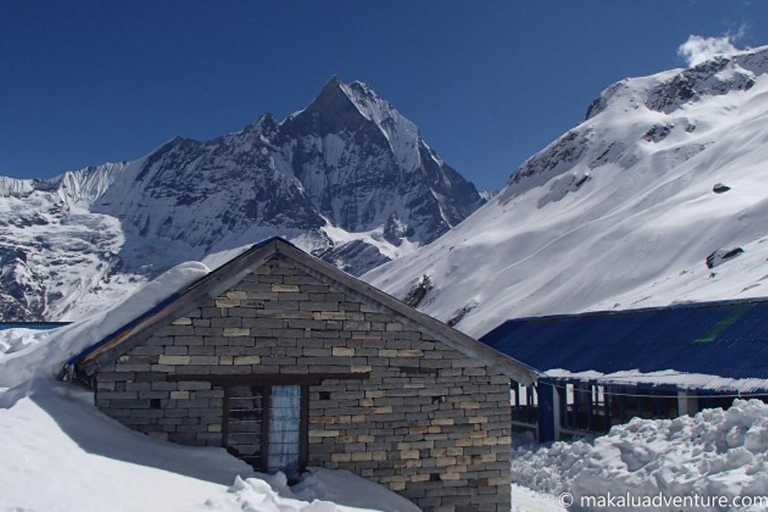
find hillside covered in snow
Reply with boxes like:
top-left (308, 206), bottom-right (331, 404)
top-left (364, 45), bottom-right (768, 337)
top-left (0, 78), bottom-right (483, 322)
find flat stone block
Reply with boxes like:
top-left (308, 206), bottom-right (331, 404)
top-left (158, 355), bottom-right (191, 365)
top-left (223, 327), bottom-right (250, 337)
top-left (234, 356), bottom-right (261, 365)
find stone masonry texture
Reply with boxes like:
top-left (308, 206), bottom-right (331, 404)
top-left (94, 254), bottom-right (512, 511)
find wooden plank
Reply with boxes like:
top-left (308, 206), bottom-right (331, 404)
top-left (261, 385), bottom-right (271, 473)
top-left (222, 386), bottom-right (230, 447)
top-left (300, 383), bottom-right (309, 471)
top-left (168, 373), bottom-right (369, 386)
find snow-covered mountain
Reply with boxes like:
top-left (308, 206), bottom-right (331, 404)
top-left (364, 45), bottom-right (768, 337)
top-left (0, 77), bottom-right (484, 321)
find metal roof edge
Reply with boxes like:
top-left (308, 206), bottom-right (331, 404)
top-left (482, 295), bottom-right (768, 340)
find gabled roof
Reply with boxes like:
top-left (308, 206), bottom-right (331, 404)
top-left (72, 237), bottom-right (538, 384)
top-left (480, 298), bottom-right (768, 389)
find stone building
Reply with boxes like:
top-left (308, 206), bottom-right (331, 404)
top-left (68, 238), bottom-right (538, 511)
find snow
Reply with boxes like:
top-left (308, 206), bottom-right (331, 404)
top-left (0, 379), bottom-right (244, 512)
top-left (0, 261), bottom-right (209, 392)
top-left (340, 81), bottom-right (422, 173)
top-left (509, 399), bottom-right (768, 511)
top-left (0, 379), bottom-right (420, 512)
top-left (545, 368), bottom-right (768, 394)
top-left (511, 484), bottom-right (566, 512)
top-left (364, 45), bottom-right (768, 338)
top-left (206, 469), bottom-right (421, 512)
top-left (319, 220), bottom-right (420, 262)
top-left (0, 175), bottom-right (36, 197)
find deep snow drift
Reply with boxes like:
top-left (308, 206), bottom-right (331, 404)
top-left (0, 261), bottom-right (210, 392)
top-left (510, 399), bottom-right (768, 511)
top-left (364, 45), bottom-right (768, 337)
top-left (0, 380), bottom-right (420, 512)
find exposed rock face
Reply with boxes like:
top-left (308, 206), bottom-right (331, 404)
top-left (706, 248), bottom-right (744, 269)
top-left (0, 245), bottom-right (43, 321)
top-left (646, 57), bottom-right (756, 114)
top-left (0, 78), bottom-right (484, 320)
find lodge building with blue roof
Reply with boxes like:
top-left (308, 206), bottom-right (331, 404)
top-left (480, 297), bottom-right (768, 441)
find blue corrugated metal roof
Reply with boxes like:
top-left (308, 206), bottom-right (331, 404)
top-left (480, 298), bottom-right (768, 381)
top-left (0, 322), bottom-right (70, 332)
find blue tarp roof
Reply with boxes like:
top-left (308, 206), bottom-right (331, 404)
top-left (0, 322), bottom-right (69, 332)
top-left (480, 298), bottom-right (768, 382)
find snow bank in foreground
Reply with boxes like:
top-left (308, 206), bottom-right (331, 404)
top-left (205, 469), bottom-right (421, 512)
top-left (0, 379), bottom-right (420, 512)
top-left (0, 261), bottom-right (209, 392)
top-left (264, 468), bottom-right (421, 512)
top-left (511, 399), bottom-right (768, 511)
top-left (0, 379), bottom-right (246, 512)
top-left (511, 484), bottom-right (567, 512)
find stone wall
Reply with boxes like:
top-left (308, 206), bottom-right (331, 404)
top-left (95, 254), bottom-right (512, 511)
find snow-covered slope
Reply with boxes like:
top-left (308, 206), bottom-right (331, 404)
top-left (364, 45), bottom-right (768, 337)
top-left (0, 78), bottom-right (483, 321)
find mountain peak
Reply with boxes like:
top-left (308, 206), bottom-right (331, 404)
top-left (0, 76), bottom-right (485, 321)
top-left (287, 76), bottom-right (371, 135)
top-left (243, 112), bottom-right (278, 136)
top-left (286, 77), bottom-right (425, 173)
top-left (322, 74), bottom-right (343, 89)
top-left (315, 76), bottom-right (382, 108)
top-left (303, 77), bottom-right (399, 129)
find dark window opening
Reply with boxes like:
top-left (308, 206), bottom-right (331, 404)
top-left (223, 383), bottom-right (308, 479)
top-left (510, 381), bottom-right (539, 427)
top-left (225, 385), bottom-right (265, 469)
top-left (319, 391), bottom-right (331, 400)
top-left (558, 381), bottom-right (679, 436)
top-left (150, 398), bottom-right (161, 409)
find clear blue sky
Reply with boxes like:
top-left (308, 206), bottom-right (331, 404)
top-left (1, 1), bottom-right (765, 190)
